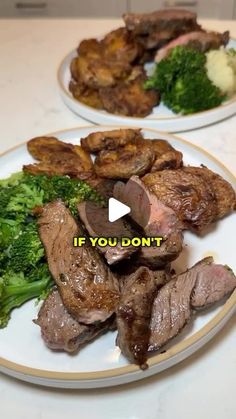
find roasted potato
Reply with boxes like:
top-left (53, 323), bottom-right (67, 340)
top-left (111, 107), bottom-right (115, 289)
top-left (100, 76), bottom-right (159, 117)
top-left (25, 136), bottom-right (94, 179)
top-left (147, 139), bottom-right (183, 172)
top-left (102, 27), bottom-right (139, 63)
top-left (81, 128), bottom-right (142, 153)
top-left (77, 38), bottom-right (102, 59)
top-left (69, 80), bottom-right (103, 109)
top-left (94, 142), bottom-right (155, 179)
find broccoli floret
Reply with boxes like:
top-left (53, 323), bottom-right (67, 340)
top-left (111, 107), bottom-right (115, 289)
top-left (0, 218), bottom-right (23, 250)
top-left (0, 265), bottom-right (53, 328)
top-left (163, 72), bottom-right (224, 115)
top-left (145, 46), bottom-right (225, 114)
top-left (0, 172), bottom-right (102, 218)
top-left (7, 221), bottom-right (44, 272)
top-left (22, 173), bottom-right (103, 214)
top-left (0, 172), bottom-right (44, 218)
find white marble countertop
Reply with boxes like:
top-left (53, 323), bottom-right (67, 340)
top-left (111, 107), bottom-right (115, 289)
top-left (0, 18), bottom-right (236, 419)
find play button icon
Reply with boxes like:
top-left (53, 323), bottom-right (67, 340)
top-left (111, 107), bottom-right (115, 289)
top-left (108, 198), bottom-right (131, 223)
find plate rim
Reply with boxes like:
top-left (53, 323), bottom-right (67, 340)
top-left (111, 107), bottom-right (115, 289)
top-left (0, 125), bottom-right (236, 383)
top-left (57, 40), bottom-right (236, 123)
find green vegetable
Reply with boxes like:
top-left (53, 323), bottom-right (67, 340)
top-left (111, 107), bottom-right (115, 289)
top-left (7, 222), bottom-right (44, 272)
top-left (0, 171), bottom-right (102, 327)
top-left (145, 46), bottom-right (225, 114)
top-left (0, 265), bottom-right (52, 328)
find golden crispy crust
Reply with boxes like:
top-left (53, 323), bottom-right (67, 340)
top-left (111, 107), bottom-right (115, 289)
top-left (100, 76), bottom-right (159, 117)
top-left (94, 142), bottom-right (155, 179)
top-left (147, 139), bottom-right (183, 172)
top-left (24, 136), bottom-right (94, 179)
top-left (81, 128), bottom-right (142, 153)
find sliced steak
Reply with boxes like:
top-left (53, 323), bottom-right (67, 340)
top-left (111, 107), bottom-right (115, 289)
top-left (91, 178), bottom-right (117, 200)
top-left (191, 264), bottom-right (236, 309)
top-left (116, 267), bottom-right (157, 368)
top-left (123, 9), bottom-right (200, 35)
top-left (155, 30), bottom-right (230, 62)
top-left (77, 201), bottom-right (138, 265)
top-left (35, 289), bottom-right (113, 352)
top-left (149, 257), bottom-right (236, 352)
top-left (138, 232), bottom-right (183, 269)
top-left (113, 176), bottom-right (183, 267)
top-left (114, 175), bottom-right (183, 239)
top-left (143, 169), bottom-right (218, 232)
top-left (183, 166), bottom-right (236, 220)
top-left (38, 200), bottom-right (119, 324)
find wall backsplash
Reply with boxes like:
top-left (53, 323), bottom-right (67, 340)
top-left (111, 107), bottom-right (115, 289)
top-left (0, 0), bottom-right (235, 18)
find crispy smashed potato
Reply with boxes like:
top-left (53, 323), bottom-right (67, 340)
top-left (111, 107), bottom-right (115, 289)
top-left (71, 55), bottom-right (130, 89)
top-left (94, 142), bottom-right (155, 179)
top-left (23, 162), bottom-right (93, 180)
top-left (147, 139), bottom-right (183, 171)
top-left (69, 27), bottom-right (159, 117)
top-left (102, 28), bottom-right (139, 63)
top-left (81, 128), bottom-right (142, 153)
top-left (24, 136), bottom-right (94, 179)
top-left (151, 150), bottom-right (183, 171)
top-left (100, 76), bottom-right (159, 117)
top-left (77, 38), bottom-right (102, 59)
top-left (69, 80), bottom-right (103, 109)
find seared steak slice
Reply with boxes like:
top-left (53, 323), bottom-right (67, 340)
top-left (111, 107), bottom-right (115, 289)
top-left (38, 201), bottom-right (119, 324)
top-left (138, 232), bottom-right (183, 269)
top-left (149, 258), bottom-right (236, 352)
top-left (116, 267), bottom-right (157, 368)
top-left (149, 263), bottom-right (199, 351)
top-left (155, 30), bottom-right (230, 62)
top-left (113, 176), bottom-right (183, 267)
top-left (35, 289), bottom-right (113, 352)
top-left (123, 9), bottom-right (200, 35)
top-left (183, 166), bottom-right (236, 220)
top-left (191, 264), bottom-right (236, 309)
top-left (143, 169), bottom-right (218, 232)
top-left (77, 201), bottom-right (138, 265)
top-left (114, 176), bottom-right (183, 239)
top-left (91, 178), bottom-right (117, 200)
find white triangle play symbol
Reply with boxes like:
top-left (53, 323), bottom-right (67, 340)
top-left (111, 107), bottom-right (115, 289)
top-left (108, 198), bottom-right (131, 223)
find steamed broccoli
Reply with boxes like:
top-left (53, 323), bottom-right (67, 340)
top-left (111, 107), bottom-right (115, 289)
top-left (163, 72), bottom-right (224, 114)
top-left (0, 265), bottom-right (52, 328)
top-left (0, 218), bottom-right (22, 250)
top-left (22, 173), bottom-right (102, 215)
top-left (145, 46), bottom-right (225, 114)
top-left (0, 171), bottom-right (102, 327)
top-left (7, 222), bottom-right (44, 272)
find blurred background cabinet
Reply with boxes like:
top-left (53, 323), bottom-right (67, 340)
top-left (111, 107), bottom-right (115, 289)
top-left (128, 0), bottom-right (235, 19)
top-left (0, 0), bottom-right (235, 18)
top-left (0, 0), bottom-right (127, 17)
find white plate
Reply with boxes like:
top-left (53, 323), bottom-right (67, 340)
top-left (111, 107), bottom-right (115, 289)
top-left (0, 126), bottom-right (235, 389)
top-left (58, 40), bottom-right (236, 132)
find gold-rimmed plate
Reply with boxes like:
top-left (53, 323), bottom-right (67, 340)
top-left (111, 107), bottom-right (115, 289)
top-left (57, 39), bottom-right (236, 132)
top-left (0, 126), bottom-right (235, 389)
